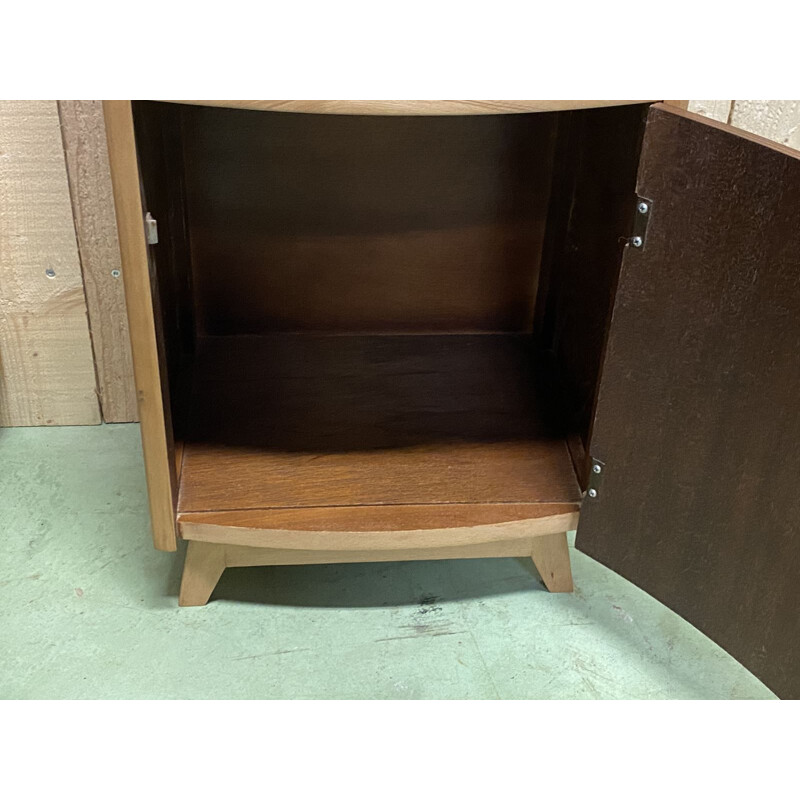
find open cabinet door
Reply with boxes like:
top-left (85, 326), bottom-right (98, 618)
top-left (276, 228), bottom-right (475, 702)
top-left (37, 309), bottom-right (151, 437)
top-left (576, 104), bottom-right (800, 698)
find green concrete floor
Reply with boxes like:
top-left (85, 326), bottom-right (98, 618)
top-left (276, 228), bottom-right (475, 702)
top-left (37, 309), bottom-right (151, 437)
top-left (0, 424), bottom-right (775, 699)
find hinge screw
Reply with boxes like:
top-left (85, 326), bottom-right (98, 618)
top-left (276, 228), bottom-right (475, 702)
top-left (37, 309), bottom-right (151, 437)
top-left (631, 236), bottom-right (643, 248)
top-left (637, 201), bottom-right (649, 214)
top-left (592, 464), bottom-right (602, 474)
top-left (588, 488), bottom-right (598, 499)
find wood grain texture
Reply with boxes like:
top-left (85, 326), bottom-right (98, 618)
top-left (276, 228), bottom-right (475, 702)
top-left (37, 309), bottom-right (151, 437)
top-left (536, 104), bottom-right (648, 486)
top-left (577, 104), bottom-right (800, 699)
top-left (179, 540), bottom-right (226, 606)
top-left (171, 100), bottom-right (646, 116)
top-left (58, 100), bottom-right (138, 423)
top-left (179, 503), bottom-right (579, 532)
top-left (179, 507), bottom-right (580, 549)
top-left (221, 539), bottom-right (537, 566)
top-left (0, 101), bottom-right (99, 426)
top-left (181, 106), bottom-right (556, 334)
top-left (530, 531), bottom-right (573, 592)
top-left (178, 535), bottom-right (569, 606)
top-left (177, 334), bottom-right (582, 513)
top-left (103, 101), bottom-right (177, 551)
top-left (130, 102), bottom-right (196, 440)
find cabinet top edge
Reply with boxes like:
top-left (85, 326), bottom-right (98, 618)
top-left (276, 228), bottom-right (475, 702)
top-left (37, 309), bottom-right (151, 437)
top-left (161, 99), bottom-right (655, 116)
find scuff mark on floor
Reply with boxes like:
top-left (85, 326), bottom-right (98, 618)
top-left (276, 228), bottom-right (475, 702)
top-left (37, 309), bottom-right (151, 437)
top-left (233, 648), bottom-right (313, 661)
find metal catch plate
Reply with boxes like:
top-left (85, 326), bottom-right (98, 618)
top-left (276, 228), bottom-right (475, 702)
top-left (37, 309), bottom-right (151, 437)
top-left (587, 457), bottom-right (605, 499)
top-left (145, 212), bottom-right (159, 245)
top-left (629, 196), bottom-right (652, 249)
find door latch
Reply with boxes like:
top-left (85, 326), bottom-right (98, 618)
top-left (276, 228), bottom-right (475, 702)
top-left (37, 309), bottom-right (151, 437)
top-left (145, 212), bottom-right (159, 245)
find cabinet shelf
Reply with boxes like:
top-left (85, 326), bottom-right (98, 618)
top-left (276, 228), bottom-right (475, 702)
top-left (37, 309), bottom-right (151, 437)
top-left (176, 334), bottom-right (581, 537)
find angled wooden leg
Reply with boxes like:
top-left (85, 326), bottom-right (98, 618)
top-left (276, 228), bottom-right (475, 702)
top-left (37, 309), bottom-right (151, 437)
top-left (530, 531), bottom-right (573, 593)
top-left (179, 541), bottom-right (226, 606)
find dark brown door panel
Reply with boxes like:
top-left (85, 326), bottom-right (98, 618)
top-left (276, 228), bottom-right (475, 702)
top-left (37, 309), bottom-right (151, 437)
top-left (577, 104), bottom-right (800, 698)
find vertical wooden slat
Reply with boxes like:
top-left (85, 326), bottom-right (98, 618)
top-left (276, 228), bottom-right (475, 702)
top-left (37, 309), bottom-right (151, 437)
top-left (58, 100), bottom-right (138, 423)
top-left (0, 100), bottom-right (100, 426)
top-left (103, 100), bottom-right (177, 551)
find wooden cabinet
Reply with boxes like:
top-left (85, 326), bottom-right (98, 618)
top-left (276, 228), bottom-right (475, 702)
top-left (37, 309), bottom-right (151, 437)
top-left (104, 100), bottom-right (800, 698)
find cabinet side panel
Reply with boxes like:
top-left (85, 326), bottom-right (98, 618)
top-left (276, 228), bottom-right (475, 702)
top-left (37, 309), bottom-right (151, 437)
top-left (130, 102), bottom-right (195, 443)
top-left (578, 105), bottom-right (800, 698)
top-left (536, 104), bottom-right (648, 485)
top-left (104, 100), bottom-right (177, 551)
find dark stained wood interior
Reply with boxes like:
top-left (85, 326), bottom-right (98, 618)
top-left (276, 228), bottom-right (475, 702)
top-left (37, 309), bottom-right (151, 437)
top-left (132, 102), bottom-right (196, 444)
top-left (131, 102), bottom-right (648, 535)
top-left (536, 103), bottom-right (649, 487)
top-left (179, 106), bottom-right (557, 334)
top-left (177, 334), bottom-right (582, 513)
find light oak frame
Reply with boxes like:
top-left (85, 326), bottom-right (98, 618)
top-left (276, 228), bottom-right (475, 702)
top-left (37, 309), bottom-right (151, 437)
top-left (179, 529), bottom-right (575, 606)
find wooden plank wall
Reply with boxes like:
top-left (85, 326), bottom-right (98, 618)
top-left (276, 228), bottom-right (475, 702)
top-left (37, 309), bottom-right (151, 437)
top-left (689, 100), bottom-right (800, 153)
top-left (0, 100), bottom-right (798, 426)
top-left (58, 101), bottom-right (138, 422)
top-left (0, 101), bottom-right (100, 426)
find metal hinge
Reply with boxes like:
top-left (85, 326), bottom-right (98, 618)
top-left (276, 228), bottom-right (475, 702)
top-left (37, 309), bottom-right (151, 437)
top-left (145, 212), bottom-right (159, 245)
top-left (628, 196), bottom-right (652, 249)
top-left (586, 457), bottom-right (605, 499)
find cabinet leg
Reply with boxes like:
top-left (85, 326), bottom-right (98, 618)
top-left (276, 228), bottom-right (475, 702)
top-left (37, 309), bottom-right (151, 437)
top-left (530, 531), bottom-right (573, 593)
top-left (179, 541), bottom-right (226, 606)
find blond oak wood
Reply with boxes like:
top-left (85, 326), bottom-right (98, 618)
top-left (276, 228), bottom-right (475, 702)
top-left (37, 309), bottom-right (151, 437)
top-left (178, 534), bottom-right (574, 606)
top-left (530, 531), bottom-right (573, 592)
top-left (58, 100), bottom-right (138, 423)
top-left (171, 99), bottom-right (647, 116)
top-left (103, 100), bottom-right (177, 551)
top-left (0, 101), bottom-right (100, 427)
top-left (178, 506), bottom-right (581, 550)
top-left (179, 540), bottom-right (226, 606)
top-left (179, 503), bottom-right (579, 531)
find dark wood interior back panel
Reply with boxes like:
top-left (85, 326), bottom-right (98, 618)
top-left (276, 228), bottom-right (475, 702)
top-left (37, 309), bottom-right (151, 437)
top-left (577, 105), bottom-right (800, 698)
top-left (132, 102), bottom-right (196, 439)
top-left (535, 104), bottom-right (648, 485)
top-left (180, 107), bottom-right (556, 334)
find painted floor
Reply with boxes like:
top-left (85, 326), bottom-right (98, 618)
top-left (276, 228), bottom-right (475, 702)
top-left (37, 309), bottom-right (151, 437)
top-left (0, 424), bottom-right (775, 699)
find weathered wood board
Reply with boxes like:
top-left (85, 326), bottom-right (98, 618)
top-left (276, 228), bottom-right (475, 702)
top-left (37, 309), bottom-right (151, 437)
top-left (58, 100), bottom-right (137, 423)
top-left (0, 101), bottom-right (99, 426)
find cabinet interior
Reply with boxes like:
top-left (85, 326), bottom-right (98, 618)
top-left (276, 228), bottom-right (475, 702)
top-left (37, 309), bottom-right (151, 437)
top-left (132, 101), bottom-right (647, 533)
